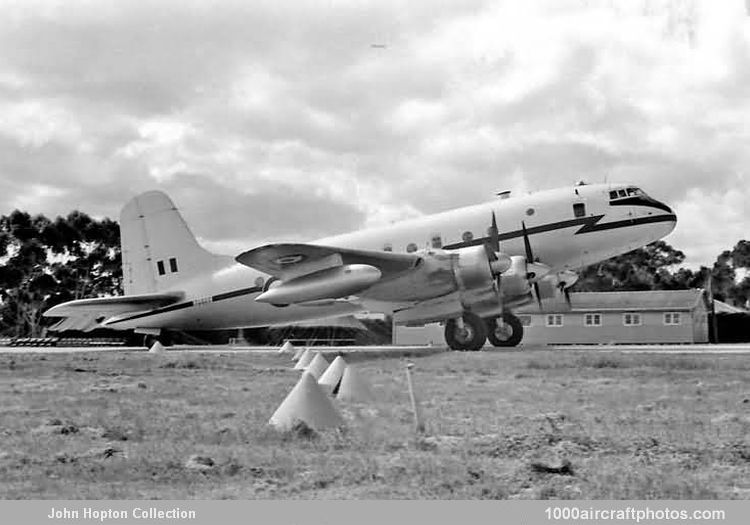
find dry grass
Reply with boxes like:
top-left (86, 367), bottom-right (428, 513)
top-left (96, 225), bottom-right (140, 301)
top-left (0, 347), bottom-right (749, 499)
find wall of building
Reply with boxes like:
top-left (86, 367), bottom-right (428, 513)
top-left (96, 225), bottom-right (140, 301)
top-left (521, 310), bottom-right (701, 345)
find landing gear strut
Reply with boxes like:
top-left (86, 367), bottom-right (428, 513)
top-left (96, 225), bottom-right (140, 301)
top-left (445, 312), bottom-right (487, 351)
top-left (486, 313), bottom-right (523, 347)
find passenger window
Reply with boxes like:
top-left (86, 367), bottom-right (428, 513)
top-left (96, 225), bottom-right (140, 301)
top-left (406, 243), bottom-right (418, 253)
top-left (157, 261), bottom-right (166, 276)
top-left (383, 243), bottom-right (392, 252)
top-left (169, 257), bottom-right (178, 273)
top-left (431, 235), bottom-right (442, 249)
top-left (462, 231), bottom-right (473, 242)
top-left (573, 203), bottom-right (586, 218)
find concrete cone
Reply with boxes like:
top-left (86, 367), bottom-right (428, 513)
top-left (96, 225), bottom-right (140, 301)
top-left (304, 352), bottom-right (329, 380)
top-left (318, 355), bottom-right (347, 394)
top-left (269, 372), bottom-right (345, 431)
top-left (294, 348), bottom-right (314, 369)
top-left (278, 340), bottom-right (295, 355)
top-left (149, 341), bottom-right (165, 354)
top-left (291, 347), bottom-right (305, 362)
top-left (337, 365), bottom-right (374, 403)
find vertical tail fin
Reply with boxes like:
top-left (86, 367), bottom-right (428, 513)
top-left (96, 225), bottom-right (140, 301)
top-left (120, 191), bottom-right (228, 294)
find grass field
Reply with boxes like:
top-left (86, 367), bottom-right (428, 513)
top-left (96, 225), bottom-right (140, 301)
top-left (1, 347), bottom-right (749, 499)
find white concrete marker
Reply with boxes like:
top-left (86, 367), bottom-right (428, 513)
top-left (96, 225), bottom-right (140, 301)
top-left (268, 372), bottom-right (345, 431)
top-left (304, 352), bottom-right (329, 380)
top-left (291, 347), bottom-right (305, 362)
top-left (293, 348), bottom-right (314, 369)
top-left (337, 365), bottom-right (374, 403)
top-left (318, 355), bottom-right (347, 394)
top-left (149, 341), bottom-right (165, 354)
top-left (278, 340), bottom-right (295, 355)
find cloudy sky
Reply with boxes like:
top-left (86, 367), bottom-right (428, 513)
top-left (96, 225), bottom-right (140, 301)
top-left (1, 0), bottom-right (748, 268)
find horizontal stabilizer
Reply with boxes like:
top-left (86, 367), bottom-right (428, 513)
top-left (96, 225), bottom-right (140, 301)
top-left (43, 291), bottom-right (184, 332)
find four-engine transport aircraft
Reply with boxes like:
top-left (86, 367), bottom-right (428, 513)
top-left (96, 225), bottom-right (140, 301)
top-left (44, 183), bottom-right (676, 350)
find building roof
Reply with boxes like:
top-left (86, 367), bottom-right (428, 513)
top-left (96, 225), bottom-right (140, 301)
top-left (517, 289), bottom-right (706, 313)
top-left (714, 300), bottom-right (750, 314)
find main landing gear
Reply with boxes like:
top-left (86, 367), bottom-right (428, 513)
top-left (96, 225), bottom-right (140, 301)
top-left (444, 312), bottom-right (524, 351)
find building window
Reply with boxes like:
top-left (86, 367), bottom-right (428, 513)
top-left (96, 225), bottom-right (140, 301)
top-left (584, 313), bottom-right (602, 326)
top-left (623, 312), bottom-right (642, 326)
top-left (431, 234), bottom-right (442, 249)
top-left (518, 315), bottom-right (532, 327)
top-left (664, 312), bottom-right (681, 325)
top-left (383, 243), bottom-right (392, 252)
top-left (406, 242), bottom-right (418, 253)
top-left (573, 203), bottom-right (586, 218)
top-left (157, 260), bottom-right (165, 276)
top-left (169, 257), bottom-right (178, 273)
top-left (462, 231), bottom-right (474, 242)
top-left (546, 314), bottom-right (564, 327)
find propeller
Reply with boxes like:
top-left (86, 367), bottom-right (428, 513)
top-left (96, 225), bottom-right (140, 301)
top-left (521, 221), bottom-right (543, 310)
top-left (484, 211), bottom-right (501, 262)
top-left (484, 212), bottom-right (503, 304)
top-left (559, 282), bottom-right (572, 308)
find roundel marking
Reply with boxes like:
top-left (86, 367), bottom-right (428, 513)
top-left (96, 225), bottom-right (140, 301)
top-left (274, 254), bottom-right (306, 265)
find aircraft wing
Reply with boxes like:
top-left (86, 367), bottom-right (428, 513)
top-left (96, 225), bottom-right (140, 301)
top-left (43, 292), bottom-right (184, 332)
top-left (236, 243), bottom-right (419, 281)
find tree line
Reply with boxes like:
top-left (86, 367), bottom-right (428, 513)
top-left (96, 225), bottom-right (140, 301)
top-left (0, 210), bottom-right (121, 337)
top-left (0, 205), bottom-right (748, 337)
top-left (573, 239), bottom-right (750, 307)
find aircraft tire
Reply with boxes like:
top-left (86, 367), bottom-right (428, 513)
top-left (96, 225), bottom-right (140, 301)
top-left (486, 313), bottom-right (523, 347)
top-left (444, 312), bottom-right (487, 351)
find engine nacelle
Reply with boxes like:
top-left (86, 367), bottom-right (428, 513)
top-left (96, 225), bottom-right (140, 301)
top-left (498, 255), bottom-right (532, 300)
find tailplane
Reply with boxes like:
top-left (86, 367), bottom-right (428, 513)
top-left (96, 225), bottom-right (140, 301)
top-left (120, 191), bottom-right (230, 294)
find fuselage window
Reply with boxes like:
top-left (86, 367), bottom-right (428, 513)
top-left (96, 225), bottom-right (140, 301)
top-left (406, 242), bottom-right (418, 253)
top-left (383, 243), bottom-right (392, 252)
top-left (526, 208), bottom-right (535, 216)
top-left (169, 257), bottom-right (178, 273)
top-left (573, 203), bottom-right (586, 218)
top-left (157, 261), bottom-right (166, 276)
top-left (462, 231), bottom-right (473, 242)
top-left (431, 235), bottom-right (442, 249)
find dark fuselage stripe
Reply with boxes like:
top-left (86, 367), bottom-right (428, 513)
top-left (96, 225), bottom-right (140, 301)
top-left (106, 286), bottom-right (263, 325)
top-left (443, 213), bottom-right (676, 250)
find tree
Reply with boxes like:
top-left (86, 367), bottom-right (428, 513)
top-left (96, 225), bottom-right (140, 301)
top-left (573, 241), bottom-right (688, 292)
top-left (0, 209), bottom-right (122, 337)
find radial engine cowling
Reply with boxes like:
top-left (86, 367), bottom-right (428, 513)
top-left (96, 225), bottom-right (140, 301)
top-left (451, 245), bottom-right (511, 307)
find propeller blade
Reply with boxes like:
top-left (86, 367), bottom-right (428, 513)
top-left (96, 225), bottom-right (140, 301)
top-left (484, 211), bottom-right (501, 262)
top-left (489, 212), bottom-right (500, 252)
top-left (533, 281), bottom-right (543, 310)
top-left (564, 287), bottom-right (572, 308)
top-left (521, 221), bottom-right (534, 263)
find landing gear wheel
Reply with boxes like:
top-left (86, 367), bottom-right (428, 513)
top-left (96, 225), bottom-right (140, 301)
top-left (486, 313), bottom-right (523, 347)
top-left (445, 312), bottom-right (487, 351)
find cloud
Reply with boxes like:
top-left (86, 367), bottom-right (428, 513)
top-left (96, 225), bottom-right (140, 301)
top-left (0, 0), bottom-right (748, 270)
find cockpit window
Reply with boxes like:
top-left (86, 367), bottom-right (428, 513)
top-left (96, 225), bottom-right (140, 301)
top-left (610, 187), bottom-right (646, 201)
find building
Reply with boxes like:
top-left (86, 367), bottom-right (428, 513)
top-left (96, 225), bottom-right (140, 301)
top-left (393, 289), bottom-right (711, 346)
